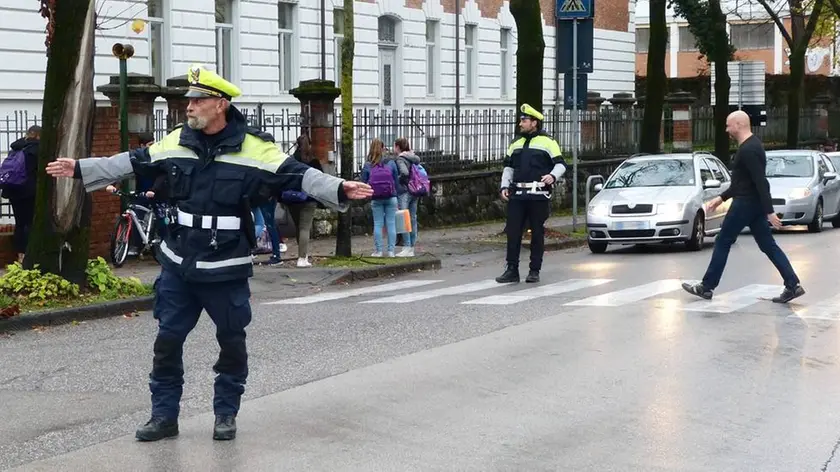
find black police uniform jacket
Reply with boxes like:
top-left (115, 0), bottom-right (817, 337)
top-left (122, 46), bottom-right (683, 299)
top-left (501, 130), bottom-right (567, 200)
top-left (75, 106), bottom-right (348, 283)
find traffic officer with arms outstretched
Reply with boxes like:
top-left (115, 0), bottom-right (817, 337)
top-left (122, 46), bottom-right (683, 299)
top-left (496, 103), bottom-right (567, 284)
top-left (46, 64), bottom-right (373, 442)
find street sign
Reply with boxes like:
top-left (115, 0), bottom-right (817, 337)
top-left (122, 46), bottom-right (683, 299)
top-left (556, 18), bottom-right (593, 73)
top-left (564, 73), bottom-right (587, 110)
top-left (556, 0), bottom-right (593, 19)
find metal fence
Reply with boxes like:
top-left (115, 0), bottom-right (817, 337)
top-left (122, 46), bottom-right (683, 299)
top-left (0, 104), bottom-right (833, 225)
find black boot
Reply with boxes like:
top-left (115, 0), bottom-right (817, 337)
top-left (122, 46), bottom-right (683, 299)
top-left (525, 270), bottom-right (540, 283)
top-left (135, 416), bottom-right (179, 441)
top-left (213, 414), bottom-right (237, 440)
top-left (495, 265), bottom-right (520, 283)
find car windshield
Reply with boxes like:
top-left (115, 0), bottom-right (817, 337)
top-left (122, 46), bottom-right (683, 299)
top-left (604, 159), bottom-right (695, 189)
top-left (766, 154), bottom-right (813, 178)
top-left (830, 156), bottom-right (840, 172)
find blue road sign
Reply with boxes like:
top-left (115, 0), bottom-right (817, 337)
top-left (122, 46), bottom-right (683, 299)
top-left (556, 0), bottom-right (593, 19)
top-left (556, 18), bottom-right (593, 73)
top-left (564, 73), bottom-right (587, 110)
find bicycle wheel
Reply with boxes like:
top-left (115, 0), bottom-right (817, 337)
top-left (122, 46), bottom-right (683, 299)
top-left (110, 214), bottom-right (132, 267)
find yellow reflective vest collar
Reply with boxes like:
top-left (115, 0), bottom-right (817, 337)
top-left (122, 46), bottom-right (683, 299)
top-left (148, 128), bottom-right (289, 173)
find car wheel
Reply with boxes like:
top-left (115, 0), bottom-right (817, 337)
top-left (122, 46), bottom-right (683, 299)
top-left (808, 200), bottom-right (824, 233)
top-left (685, 212), bottom-right (705, 251)
top-left (588, 240), bottom-right (608, 254)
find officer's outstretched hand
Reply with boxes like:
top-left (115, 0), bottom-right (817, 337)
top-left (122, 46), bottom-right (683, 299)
top-left (342, 181), bottom-right (374, 199)
top-left (46, 158), bottom-right (76, 178)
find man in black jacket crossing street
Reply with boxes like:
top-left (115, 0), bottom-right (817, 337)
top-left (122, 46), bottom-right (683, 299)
top-left (681, 110), bottom-right (804, 304)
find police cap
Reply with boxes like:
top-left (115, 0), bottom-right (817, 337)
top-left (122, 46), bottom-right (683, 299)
top-left (184, 64), bottom-right (242, 100)
top-left (519, 103), bottom-right (544, 121)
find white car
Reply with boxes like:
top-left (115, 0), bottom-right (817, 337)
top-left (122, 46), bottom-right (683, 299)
top-left (586, 152), bottom-right (732, 253)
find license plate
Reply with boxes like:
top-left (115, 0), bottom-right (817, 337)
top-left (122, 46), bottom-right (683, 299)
top-left (612, 220), bottom-right (649, 230)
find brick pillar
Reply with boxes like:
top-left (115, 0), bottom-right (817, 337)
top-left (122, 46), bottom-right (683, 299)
top-left (161, 74), bottom-right (189, 132)
top-left (89, 74), bottom-right (161, 258)
top-left (811, 94), bottom-right (831, 139)
top-left (665, 91), bottom-right (695, 152)
top-left (608, 92), bottom-right (636, 153)
top-left (580, 92), bottom-right (605, 154)
top-left (290, 79), bottom-right (341, 175)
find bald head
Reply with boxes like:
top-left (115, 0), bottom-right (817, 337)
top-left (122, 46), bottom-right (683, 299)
top-left (725, 110), bottom-right (753, 144)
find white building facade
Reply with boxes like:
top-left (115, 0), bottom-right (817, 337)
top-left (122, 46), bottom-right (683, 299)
top-left (0, 0), bottom-right (636, 120)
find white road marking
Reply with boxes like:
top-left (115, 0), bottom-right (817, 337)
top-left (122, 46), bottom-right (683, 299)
top-left (462, 279), bottom-right (614, 305)
top-left (682, 284), bottom-right (782, 313)
top-left (789, 293), bottom-right (840, 320)
top-left (262, 279), bottom-right (443, 305)
top-left (564, 279), bottom-right (683, 307)
top-left (362, 279), bottom-right (500, 304)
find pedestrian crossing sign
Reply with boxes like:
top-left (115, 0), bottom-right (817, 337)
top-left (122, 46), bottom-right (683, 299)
top-left (556, 0), bottom-right (593, 19)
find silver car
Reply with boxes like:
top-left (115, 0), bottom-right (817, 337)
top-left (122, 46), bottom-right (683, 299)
top-left (586, 152), bottom-right (732, 253)
top-left (765, 150), bottom-right (840, 232)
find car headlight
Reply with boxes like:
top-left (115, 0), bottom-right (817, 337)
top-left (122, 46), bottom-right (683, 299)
top-left (657, 203), bottom-right (684, 215)
top-left (788, 188), bottom-right (812, 199)
top-left (588, 203), bottom-right (608, 217)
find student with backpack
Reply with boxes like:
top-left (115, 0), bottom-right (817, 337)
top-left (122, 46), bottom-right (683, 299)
top-left (0, 125), bottom-right (40, 263)
top-left (361, 138), bottom-right (399, 257)
top-left (393, 137), bottom-right (429, 257)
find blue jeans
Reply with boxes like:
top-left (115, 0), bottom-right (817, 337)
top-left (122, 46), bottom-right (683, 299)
top-left (702, 196), bottom-right (800, 290)
top-left (259, 202), bottom-right (282, 257)
top-left (371, 197), bottom-right (397, 253)
top-left (398, 193), bottom-right (418, 247)
top-left (252, 208), bottom-right (265, 238)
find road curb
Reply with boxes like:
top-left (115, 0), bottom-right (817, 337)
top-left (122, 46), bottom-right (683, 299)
top-left (327, 256), bottom-right (442, 285)
top-left (523, 238), bottom-right (588, 251)
top-left (0, 296), bottom-right (155, 333)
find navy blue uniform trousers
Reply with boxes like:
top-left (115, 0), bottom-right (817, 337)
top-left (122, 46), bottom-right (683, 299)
top-left (150, 268), bottom-right (252, 420)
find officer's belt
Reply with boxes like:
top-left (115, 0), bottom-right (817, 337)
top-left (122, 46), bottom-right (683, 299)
top-left (514, 181), bottom-right (549, 195)
top-left (177, 210), bottom-right (241, 230)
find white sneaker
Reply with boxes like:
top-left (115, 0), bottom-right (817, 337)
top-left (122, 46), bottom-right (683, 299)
top-left (370, 251), bottom-right (383, 257)
top-left (397, 247), bottom-right (415, 257)
top-left (278, 243), bottom-right (288, 252)
top-left (386, 251), bottom-right (395, 257)
top-left (297, 257), bottom-right (312, 268)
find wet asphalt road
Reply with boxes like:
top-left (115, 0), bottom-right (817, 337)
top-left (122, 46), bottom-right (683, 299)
top-left (4, 226), bottom-right (840, 471)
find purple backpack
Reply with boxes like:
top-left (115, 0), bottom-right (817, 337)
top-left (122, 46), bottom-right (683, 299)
top-left (0, 150), bottom-right (28, 187)
top-left (369, 162), bottom-right (395, 198)
top-left (408, 163), bottom-right (430, 197)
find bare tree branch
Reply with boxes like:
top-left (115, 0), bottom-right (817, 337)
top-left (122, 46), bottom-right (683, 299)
top-left (754, 0), bottom-right (795, 45)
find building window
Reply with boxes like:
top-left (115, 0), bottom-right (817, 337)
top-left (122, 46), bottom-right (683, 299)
top-left (215, 0), bottom-right (234, 80)
top-left (334, 9), bottom-right (345, 83)
top-left (278, 1), bottom-right (295, 92)
top-left (378, 16), bottom-right (399, 110)
top-left (678, 26), bottom-right (698, 51)
top-left (636, 28), bottom-right (650, 53)
top-left (500, 28), bottom-right (511, 97)
top-left (426, 20), bottom-right (437, 96)
top-left (730, 23), bottom-right (774, 50)
top-left (465, 24), bottom-right (476, 97)
top-left (147, 0), bottom-right (165, 85)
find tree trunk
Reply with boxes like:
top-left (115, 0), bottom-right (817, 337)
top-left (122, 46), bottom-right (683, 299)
top-left (787, 52), bottom-right (806, 148)
top-left (335, 0), bottom-right (355, 257)
top-left (639, 0), bottom-right (667, 153)
top-left (27, 0), bottom-right (96, 285)
top-left (712, 62), bottom-right (732, 163)
top-left (510, 0), bottom-right (545, 113)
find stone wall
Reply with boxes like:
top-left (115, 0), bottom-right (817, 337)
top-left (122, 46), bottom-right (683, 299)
top-left (301, 169), bottom-right (569, 238)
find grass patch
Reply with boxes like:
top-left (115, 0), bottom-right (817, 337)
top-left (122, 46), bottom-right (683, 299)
top-left (313, 255), bottom-right (419, 268)
top-left (0, 258), bottom-right (154, 319)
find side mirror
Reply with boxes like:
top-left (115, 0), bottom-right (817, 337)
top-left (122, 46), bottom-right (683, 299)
top-left (593, 183), bottom-right (603, 192)
top-left (825, 171), bottom-right (837, 181)
top-left (703, 179), bottom-right (721, 189)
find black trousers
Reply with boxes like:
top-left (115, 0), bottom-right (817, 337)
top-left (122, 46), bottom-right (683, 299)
top-left (9, 197), bottom-right (34, 254)
top-left (505, 198), bottom-right (550, 271)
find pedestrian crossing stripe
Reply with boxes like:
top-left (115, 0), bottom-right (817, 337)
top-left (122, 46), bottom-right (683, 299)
top-left (262, 278), bottom-right (834, 317)
top-left (560, 0), bottom-right (587, 13)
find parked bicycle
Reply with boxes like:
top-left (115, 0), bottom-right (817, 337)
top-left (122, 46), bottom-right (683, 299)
top-left (108, 189), bottom-right (170, 267)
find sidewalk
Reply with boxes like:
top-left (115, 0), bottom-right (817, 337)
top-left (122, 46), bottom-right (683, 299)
top-left (12, 215), bottom-right (580, 290)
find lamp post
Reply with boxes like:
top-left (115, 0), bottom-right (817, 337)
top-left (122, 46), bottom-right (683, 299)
top-left (111, 42), bottom-right (134, 205)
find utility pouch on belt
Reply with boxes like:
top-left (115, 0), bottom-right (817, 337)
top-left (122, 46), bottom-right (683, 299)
top-left (240, 195), bottom-right (257, 249)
